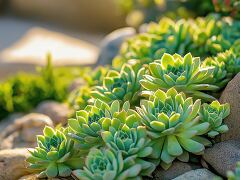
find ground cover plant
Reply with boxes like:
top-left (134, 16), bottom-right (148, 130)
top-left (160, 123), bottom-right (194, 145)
top-left (26, 8), bottom-right (240, 180)
top-left (0, 55), bottom-right (89, 120)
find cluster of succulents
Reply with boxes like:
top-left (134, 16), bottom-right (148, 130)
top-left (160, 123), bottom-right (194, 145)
top-left (27, 14), bottom-right (240, 179)
top-left (113, 15), bottom-right (240, 69)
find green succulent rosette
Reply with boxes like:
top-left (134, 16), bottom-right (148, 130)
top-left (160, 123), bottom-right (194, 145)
top-left (27, 126), bottom-right (83, 178)
top-left (91, 63), bottom-right (145, 105)
top-left (227, 162), bottom-right (240, 180)
top-left (202, 49), bottom-right (240, 88)
top-left (136, 88), bottom-right (211, 169)
top-left (199, 100), bottom-right (230, 138)
top-left (68, 99), bottom-right (140, 152)
top-left (102, 123), bottom-right (155, 176)
top-left (73, 148), bottom-right (142, 180)
top-left (140, 53), bottom-right (219, 101)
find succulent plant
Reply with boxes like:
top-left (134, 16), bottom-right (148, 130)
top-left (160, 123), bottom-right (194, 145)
top-left (202, 49), bottom-right (240, 88)
top-left (73, 148), bottom-right (142, 180)
top-left (199, 100), bottom-right (230, 138)
top-left (140, 53), bottom-right (219, 101)
top-left (227, 161), bottom-right (240, 180)
top-left (68, 85), bottom-right (92, 110)
top-left (102, 123), bottom-right (155, 176)
top-left (136, 88), bottom-right (211, 169)
top-left (113, 16), bottom-right (237, 69)
top-left (84, 66), bottom-right (109, 87)
top-left (68, 99), bottom-right (140, 152)
top-left (27, 126), bottom-right (83, 178)
top-left (91, 63), bottom-right (145, 105)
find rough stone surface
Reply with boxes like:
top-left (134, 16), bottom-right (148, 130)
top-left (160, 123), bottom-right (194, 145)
top-left (219, 73), bottom-right (240, 141)
top-left (97, 27), bottom-right (136, 65)
top-left (172, 169), bottom-right (217, 180)
top-left (0, 113), bottom-right (53, 149)
top-left (148, 161), bottom-right (201, 180)
top-left (36, 100), bottom-right (72, 125)
top-left (203, 140), bottom-right (240, 177)
top-left (0, 148), bottom-right (32, 180)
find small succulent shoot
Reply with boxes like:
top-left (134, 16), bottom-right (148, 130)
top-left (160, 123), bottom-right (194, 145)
top-left (140, 53), bottom-right (219, 102)
top-left (227, 162), bottom-right (240, 180)
top-left (199, 100), bottom-right (230, 138)
top-left (68, 85), bottom-right (92, 110)
top-left (102, 123), bottom-right (155, 176)
top-left (136, 88), bottom-right (211, 169)
top-left (91, 63), bottom-right (145, 105)
top-left (73, 148), bottom-right (142, 180)
top-left (27, 126), bottom-right (83, 178)
top-left (68, 99), bottom-right (139, 152)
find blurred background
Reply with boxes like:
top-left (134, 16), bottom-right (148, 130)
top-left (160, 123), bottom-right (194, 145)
top-left (0, 0), bottom-right (221, 78)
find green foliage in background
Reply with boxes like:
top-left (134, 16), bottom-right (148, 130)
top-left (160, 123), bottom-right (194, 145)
top-left (0, 55), bottom-right (87, 120)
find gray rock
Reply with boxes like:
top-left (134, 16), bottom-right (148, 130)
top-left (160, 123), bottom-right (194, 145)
top-left (0, 113), bottom-right (53, 149)
top-left (0, 148), bottom-right (32, 180)
top-left (203, 140), bottom-right (240, 177)
top-left (219, 73), bottom-right (240, 141)
top-left (148, 161), bottom-right (201, 180)
top-left (36, 100), bottom-right (72, 125)
top-left (173, 169), bottom-right (217, 180)
top-left (97, 27), bottom-right (136, 65)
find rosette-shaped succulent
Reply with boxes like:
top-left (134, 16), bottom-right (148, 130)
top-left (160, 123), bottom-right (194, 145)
top-left (91, 63), bottom-right (145, 105)
top-left (102, 123), bottom-right (155, 176)
top-left (136, 88), bottom-right (211, 169)
top-left (202, 50), bottom-right (240, 88)
top-left (27, 126), bottom-right (83, 178)
top-left (227, 161), bottom-right (240, 180)
top-left (140, 53), bottom-right (219, 101)
top-left (199, 100), bottom-right (230, 138)
top-left (73, 148), bottom-right (142, 180)
top-left (68, 99), bottom-right (140, 152)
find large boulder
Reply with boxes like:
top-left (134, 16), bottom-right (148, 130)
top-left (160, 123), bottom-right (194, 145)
top-left (148, 161), bottom-right (201, 180)
top-left (36, 100), bottom-right (72, 125)
top-left (172, 169), bottom-right (217, 180)
top-left (219, 73), bottom-right (240, 141)
top-left (0, 148), bottom-right (32, 180)
top-left (203, 140), bottom-right (240, 177)
top-left (0, 113), bottom-right (53, 149)
top-left (97, 27), bottom-right (136, 65)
